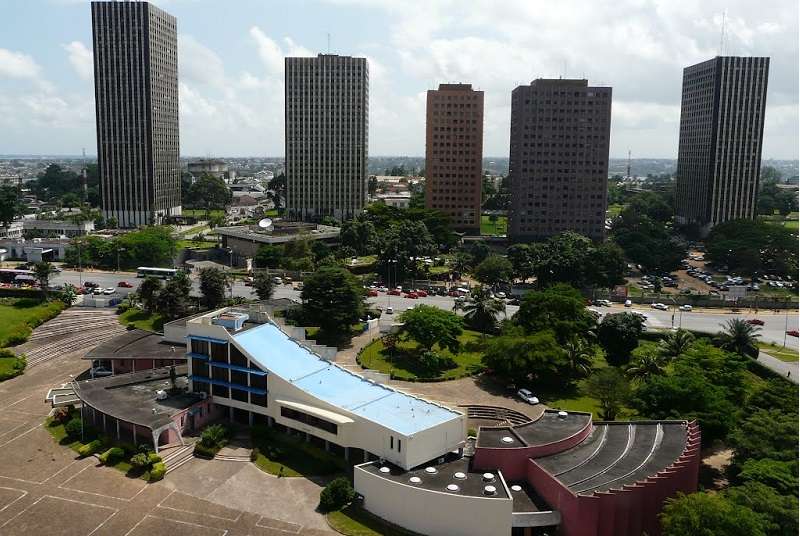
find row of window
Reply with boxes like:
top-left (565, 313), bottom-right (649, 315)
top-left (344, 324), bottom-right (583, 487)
top-left (280, 406), bottom-right (338, 435)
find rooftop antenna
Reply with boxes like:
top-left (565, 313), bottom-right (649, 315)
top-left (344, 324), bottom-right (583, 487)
top-left (327, 32), bottom-right (331, 54)
top-left (626, 149), bottom-right (632, 179)
top-left (718, 10), bottom-right (727, 56)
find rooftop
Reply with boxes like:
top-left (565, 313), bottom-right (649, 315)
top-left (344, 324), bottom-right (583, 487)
top-left (476, 410), bottom-right (592, 449)
top-left (216, 221), bottom-right (339, 244)
top-left (73, 366), bottom-right (202, 429)
top-left (232, 322), bottom-right (462, 436)
top-left (84, 329), bottom-right (185, 361)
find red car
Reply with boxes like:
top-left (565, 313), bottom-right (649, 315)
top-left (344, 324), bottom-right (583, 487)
top-left (367, 290), bottom-right (378, 297)
top-left (388, 289), bottom-right (401, 296)
top-left (448, 290), bottom-right (459, 297)
top-left (416, 290), bottom-right (428, 297)
top-left (787, 330), bottom-right (799, 338)
top-left (746, 319), bottom-right (765, 326)
top-left (117, 281), bottom-right (133, 288)
top-left (405, 292), bottom-right (419, 299)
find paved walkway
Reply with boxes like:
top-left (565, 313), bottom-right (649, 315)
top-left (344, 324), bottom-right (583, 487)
top-left (757, 351), bottom-right (798, 384)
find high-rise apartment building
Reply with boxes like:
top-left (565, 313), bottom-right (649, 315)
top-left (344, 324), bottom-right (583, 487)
top-left (91, 1), bottom-right (181, 228)
top-left (285, 54), bottom-right (368, 221)
top-left (508, 79), bottom-right (612, 242)
top-left (675, 56), bottom-right (769, 232)
top-left (425, 84), bottom-right (484, 232)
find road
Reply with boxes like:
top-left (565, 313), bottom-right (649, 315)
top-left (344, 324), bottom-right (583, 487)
top-left (50, 270), bottom-right (798, 350)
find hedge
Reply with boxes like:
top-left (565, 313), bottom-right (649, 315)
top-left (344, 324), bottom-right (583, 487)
top-left (0, 350), bottom-right (26, 381)
top-left (193, 442), bottom-right (219, 459)
top-left (78, 439), bottom-right (104, 458)
top-left (149, 462), bottom-right (166, 481)
top-left (99, 447), bottom-right (125, 465)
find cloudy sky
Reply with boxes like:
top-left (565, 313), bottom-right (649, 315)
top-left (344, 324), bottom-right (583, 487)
top-left (0, 0), bottom-right (797, 158)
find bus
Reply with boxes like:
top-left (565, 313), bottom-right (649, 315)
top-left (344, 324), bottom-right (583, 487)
top-left (0, 269), bottom-right (35, 285)
top-left (136, 267), bottom-right (178, 279)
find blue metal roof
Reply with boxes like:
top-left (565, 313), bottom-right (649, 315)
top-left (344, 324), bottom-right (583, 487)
top-left (233, 323), bottom-right (461, 435)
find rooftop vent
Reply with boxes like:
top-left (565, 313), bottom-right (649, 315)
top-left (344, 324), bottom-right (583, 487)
top-left (446, 484), bottom-right (460, 492)
top-left (409, 476), bottom-right (422, 484)
top-left (501, 436), bottom-right (514, 444)
top-left (511, 485), bottom-right (523, 492)
top-left (379, 466), bottom-right (391, 474)
top-left (425, 467), bottom-right (438, 474)
top-left (557, 410), bottom-right (568, 419)
top-left (155, 390), bottom-right (167, 400)
top-left (482, 473), bottom-right (495, 482)
top-left (453, 471), bottom-right (466, 480)
top-left (483, 485), bottom-right (497, 496)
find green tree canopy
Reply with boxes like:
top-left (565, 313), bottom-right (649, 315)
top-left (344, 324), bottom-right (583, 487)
top-left (460, 287), bottom-right (505, 334)
top-left (716, 318), bottom-right (761, 358)
top-left (612, 210), bottom-right (685, 274)
top-left (584, 367), bottom-right (630, 420)
top-left (156, 271), bottom-right (191, 320)
top-left (737, 458), bottom-right (798, 496)
top-left (596, 312), bottom-right (644, 366)
top-left (660, 492), bottom-right (769, 536)
top-left (138, 277), bottom-right (162, 314)
top-left (512, 284), bottom-right (596, 343)
top-left (340, 220), bottom-right (378, 256)
top-left (482, 330), bottom-right (572, 387)
top-left (254, 244), bottom-right (282, 269)
top-left (706, 219), bottom-right (797, 277)
top-left (301, 266), bottom-right (365, 345)
top-left (726, 482), bottom-right (799, 536)
top-left (199, 268), bottom-right (228, 309)
top-left (376, 220), bottom-right (435, 282)
top-left (399, 305), bottom-right (463, 353)
top-left (729, 409), bottom-right (799, 469)
top-left (473, 255), bottom-right (513, 287)
top-left (186, 174), bottom-right (232, 215)
top-left (252, 271), bottom-right (275, 301)
top-left (0, 186), bottom-right (21, 226)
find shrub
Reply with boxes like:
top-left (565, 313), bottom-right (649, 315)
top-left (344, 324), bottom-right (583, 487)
top-left (250, 447), bottom-right (260, 462)
top-left (130, 452), bottom-right (151, 469)
top-left (99, 447), bottom-right (124, 465)
top-left (118, 442), bottom-right (138, 456)
top-left (4, 326), bottom-right (32, 347)
top-left (147, 452), bottom-right (162, 465)
top-left (319, 477), bottom-right (356, 513)
top-left (51, 406), bottom-right (72, 425)
top-left (419, 350), bottom-right (456, 371)
top-left (467, 427), bottom-right (477, 437)
top-left (193, 442), bottom-right (218, 459)
top-left (149, 462), bottom-right (166, 481)
top-left (116, 303), bottom-right (130, 314)
top-left (64, 417), bottom-right (83, 438)
top-left (78, 439), bottom-right (104, 458)
top-left (200, 424), bottom-right (229, 449)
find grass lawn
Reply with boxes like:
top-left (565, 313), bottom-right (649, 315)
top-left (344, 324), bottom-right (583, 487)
top-left (251, 428), bottom-right (346, 478)
top-left (327, 504), bottom-right (413, 536)
top-left (359, 330), bottom-right (485, 380)
top-left (0, 298), bottom-right (64, 347)
top-left (118, 307), bottom-right (165, 333)
top-left (607, 204), bottom-right (627, 218)
top-left (429, 265), bottom-right (451, 276)
top-left (176, 239), bottom-right (218, 250)
top-left (758, 342), bottom-right (798, 362)
top-left (182, 208), bottom-right (225, 219)
top-left (480, 214), bottom-right (507, 236)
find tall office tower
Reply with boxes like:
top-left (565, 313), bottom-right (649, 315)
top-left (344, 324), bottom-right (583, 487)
top-left (285, 54), bottom-right (369, 221)
top-left (424, 84), bottom-right (484, 232)
top-left (91, 1), bottom-right (181, 228)
top-left (508, 79), bottom-right (612, 242)
top-left (676, 56), bottom-right (769, 233)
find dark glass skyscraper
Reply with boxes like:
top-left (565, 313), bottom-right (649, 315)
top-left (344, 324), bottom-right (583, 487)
top-left (285, 54), bottom-right (368, 222)
top-left (675, 56), bottom-right (769, 233)
top-left (91, 1), bottom-right (181, 228)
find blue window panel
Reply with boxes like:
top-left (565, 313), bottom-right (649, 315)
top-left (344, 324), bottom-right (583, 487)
top-left (187, 334), bottom-right (228, 345)
top-left (188, 352), bottom-right (209, 361)
top-left (189, 375), bottom-right (267, 395)
top-left (188, 352), bottom-right (267, 376)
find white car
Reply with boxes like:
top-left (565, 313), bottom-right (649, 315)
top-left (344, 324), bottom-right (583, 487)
top-left (679, 304), bottom-right (693, 311)
top-left (90, 366), bottom-right (113, 378)
top-left (624, 300), bottom-right (632, 307)
top-left (103, 287), bottom-right (115, 295)
top-left (272, 277), bottom-right (282, 284)
top-left (385, 306), bottom-right (394, 315)
top-left (517, 388), bottom-right (539, 405)
top-left (650, 302), bottom-right (668, 311)
top-left (496, 292), bottom-right (506, 299)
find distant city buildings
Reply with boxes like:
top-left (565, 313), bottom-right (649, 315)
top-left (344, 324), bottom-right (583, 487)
top-left (187, 159), bottom-right (235, 183)
top-left (675, 56), bottom-right (770, 233)
top-left (285, 54), bottom-right (369, 222)
top-left (91, 1), bottom-right (181, 228)
top-left (508, 79), bottom-right (612, 242)
top-left (425, 84), bottom-right (484, 232)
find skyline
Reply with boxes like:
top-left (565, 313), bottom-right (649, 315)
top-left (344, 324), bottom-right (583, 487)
top-left (0, 0), bottom-right (798, 159)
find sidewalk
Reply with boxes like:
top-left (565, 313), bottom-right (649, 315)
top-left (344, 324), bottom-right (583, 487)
top-left (756, 351), bottom-right (798, 384)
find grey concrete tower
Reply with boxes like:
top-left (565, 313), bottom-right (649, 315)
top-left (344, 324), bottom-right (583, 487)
top-left (91, 1), bottom-right (181, 228)
top-left (285, 54), bottom-right (368, 222)
top-left (508, 79), bottom-right (612, 242)
top-left (675, 56), bottom-right (769, 233)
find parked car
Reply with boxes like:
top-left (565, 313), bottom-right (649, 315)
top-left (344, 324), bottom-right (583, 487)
top-left (496, 292), bottom-right (507, 299)
top-left (90, 366), bottom-right (113, 378)
top-left (787, 330), bottom-right (799, 338)
top-left (593, 299), bottom-right (612, 307)
top-left (388, 289), bottom-right (401, 296)
top-left (650, 303), bottom-right (668, 311)
top-left (385, 306), bottom-right (394, 315)
top-left (103, 288), bottom-right (115, 295)
top-left (117, 281), bottom-right (133, 288)
top-left (84, 281), bottom-right (99, 288)
top-left (624, 300), bottom-right (632, 307)
top-left (367, 290), bottom-right (378, 297)
top-left (416, 290), bottom-right (428, 297)
top-left (517, 388), bottom-right (539, 405)
top-left (272, 277), bottom-right (282, 284)
top-left (405, 292), bottom-right (419, 299)
top-left (679, 304), bottom-right (693, 312)
top-left (746, 319), bottom-right (765, 326)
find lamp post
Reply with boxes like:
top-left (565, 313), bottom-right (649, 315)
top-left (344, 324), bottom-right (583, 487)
top-left (387, 259), bottom-right (397, 309)
top-left (115, 247), bottom-right (126, 273)
top-left (227, 248), bottom-right (234, 299)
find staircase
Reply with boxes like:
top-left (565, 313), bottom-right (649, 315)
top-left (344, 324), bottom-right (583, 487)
top-left (162, 443), bottom-right (195, 474)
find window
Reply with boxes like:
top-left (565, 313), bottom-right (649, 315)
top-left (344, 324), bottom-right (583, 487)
top-left (390, 436), bottom-right (394, 449)
top-left (398, 439), bottom-right (402, 452)
top-left (230, 345), bottom-right (247, 367)
top-left (280, 406), bottom-right (338, 435)
top-left (191, 339), bottom-right (209, 355)
top-left (210, 342), bottom-right (227, 363)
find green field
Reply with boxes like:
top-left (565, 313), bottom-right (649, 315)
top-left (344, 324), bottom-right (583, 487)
top-left (480, 214), bottom-right (507, 236)
top-left (0, 298), bottom-right (64, 347)
top-left (758, 342), bottom-right (798, 362)
top-left (182, 209), bottom-right (226, 219)
top-left (327, 505), bottom-right (412, 536)
top-left (359, 330), bottom-right (485, 380)
top-left (118, 307), bottom-right (165, 333)
top-left (176, 239), bottom-right (218, 250)
top-left (607, 204), bottom-right (627, 218)
top-left (251, 427), bottom-right (346, 478)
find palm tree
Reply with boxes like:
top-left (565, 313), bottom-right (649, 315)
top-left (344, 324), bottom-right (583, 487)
top-left (461, 287), bottom-right (504, 334)
top-left (564, 336), bottom-right (594, 378)
top-left (33, 261), bottom-right (55, 300)
top-left (716, 318), bottom-right (761, 357)
top-left (626, 353), bottom-right (667, 383)
top-left (658, 329), bottom-right (695, 359)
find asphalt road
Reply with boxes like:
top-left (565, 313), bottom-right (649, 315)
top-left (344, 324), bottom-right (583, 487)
top-left (49, 270), bottom-right (798, 349)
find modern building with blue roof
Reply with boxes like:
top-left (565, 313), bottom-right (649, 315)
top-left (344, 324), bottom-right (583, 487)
top-left (185, 307), bottom-right (466, 470)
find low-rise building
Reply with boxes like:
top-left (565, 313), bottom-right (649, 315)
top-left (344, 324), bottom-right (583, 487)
top-left (375, 192), bottom-right (411, 209)
top-left (188, 158), bottom-right (235, 183)
top-left (216, 221), bottom-right (340, 260)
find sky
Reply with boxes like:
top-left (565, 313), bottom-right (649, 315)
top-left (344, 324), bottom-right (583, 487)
top-left (0, 0), bottom-right (798, 159)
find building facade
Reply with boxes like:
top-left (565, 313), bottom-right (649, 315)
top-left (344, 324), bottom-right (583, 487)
top-left (425, 84), bottom-right (484, 232)
top-left (285, 54), bottom-right (369, 222)
top-left (675, 56), bottom-right (770, 233)
top-left (508, 79), bottom-right (611, 242)
top-left (188, 159), bottom-right (235, 183)
top-left (91, 1), bottom-right (181, 228)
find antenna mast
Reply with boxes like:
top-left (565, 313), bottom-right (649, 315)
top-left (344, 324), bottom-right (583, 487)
top-left (719, 11), bottom-right (727, 55)
top-left (626, 149), bottom-right (631, 179)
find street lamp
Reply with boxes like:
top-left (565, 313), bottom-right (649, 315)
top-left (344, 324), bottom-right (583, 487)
top-left (387, 259), bottom-right (398, 308)
top-left (226, 248), bottom-right (234, 299)
top-left (116, 247), bottom-right (126, 273)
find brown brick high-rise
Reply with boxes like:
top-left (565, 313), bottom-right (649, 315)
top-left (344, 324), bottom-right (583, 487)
top-left (425, 84), bottom-right (484, 232)
top-left (508, 79), bottom-right (611, 242)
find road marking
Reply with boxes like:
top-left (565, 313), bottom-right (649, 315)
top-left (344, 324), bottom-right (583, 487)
top-left (157, 490), bottom-right (242, 522)
top-left (0, 487), bottom-right (27, 514)
top-left (255, 515), bottom-right (303, 534)
top-left (58, 464), bottom-right (148, 502)
top-left (0, 494), bottom-right (117, 530)
top-left (127, 514), bottom-right (227, 536)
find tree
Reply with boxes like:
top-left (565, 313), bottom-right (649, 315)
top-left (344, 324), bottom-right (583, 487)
top-left (563, 336), bottom-right (595, 378)
top-left (467, 241), bottom-right (490, 265)
top-left (156, 271), bottom-right (191, 320)
top-left (267, 173), bottom-right (286, 210)
top-left (482, 330), bottom-right (572, 387)
top-left (658, 328), bottom-right (695, 359)
top-left (461, 287), bottom-right (505, 334)
top-left (60, 192), bottom-right (81, 209)
top-left (319, 477), bottom-right (356, 513)
top-left (626, 191), bottom-right (673, 223)
top-left (58, 284), bottom-right (78, 306)
top-left (254, 244), bottom-right (282, 269)
top-left (506, 244), bottom-right (532, 281)
top-left (33, 261), bottom-right (56, 300)
top-left (0, 186), bottom-right (20, 227)
top-left (399, 305), bottom-right (462, 353)
top-left (726, 482), bottom-right (799, 536)
top-left (301, 266), bottom-right (365, 345)
top-left (187, 174), bottom-right (232, 216)
top-left (450, 251), bottom-right (473, 276)
top-left (660, 492), bottom-right (769, 536)
top-left (138, 277), bottom-right (162, 314)
top-left (376, 220), bottom-right (435, 282)
top-left (596, 312), bottom-right (644, 366)
top-left (584, 367), bottom-right (630, 420)
top-left (252, 271), bottom-right (275, 301)
top-left (513, 284), bottom-right (596, 343)
top-left (583, 241), bottom-right (626, 289)
top-left (706, 219), bottom-right (797, 277)
top-left (612, 210), bottom-right (686, 274)
top-left (473, 255), bottom-right (513, 287)
top-left (626, 353), bottom-right (667, 383)
top-left (114, 226), bottom-right (176, 269)
top-left (737, 459), bottom-right (798, 496)
top-left (716, 318), bottom-right (761, 358)
top-left (728, 409), bottom-right (799, 468)
top-left (199, 268), bottom-right (228, 309)
top-left (340, 220), bottom-right (378, 256)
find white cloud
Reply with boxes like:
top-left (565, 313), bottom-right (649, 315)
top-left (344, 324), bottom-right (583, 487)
top-left (0, 48), bottom-right (42, 79)
top-left (249, 27), bottom-right (285, 74)
top-left (61, 41), bottom-right (93, 82)
top-left (179, 34), bottom-right (226, 89)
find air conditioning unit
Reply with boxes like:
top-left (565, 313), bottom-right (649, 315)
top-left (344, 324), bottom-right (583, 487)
top-left (155, 390), bottom-right (168, 400)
